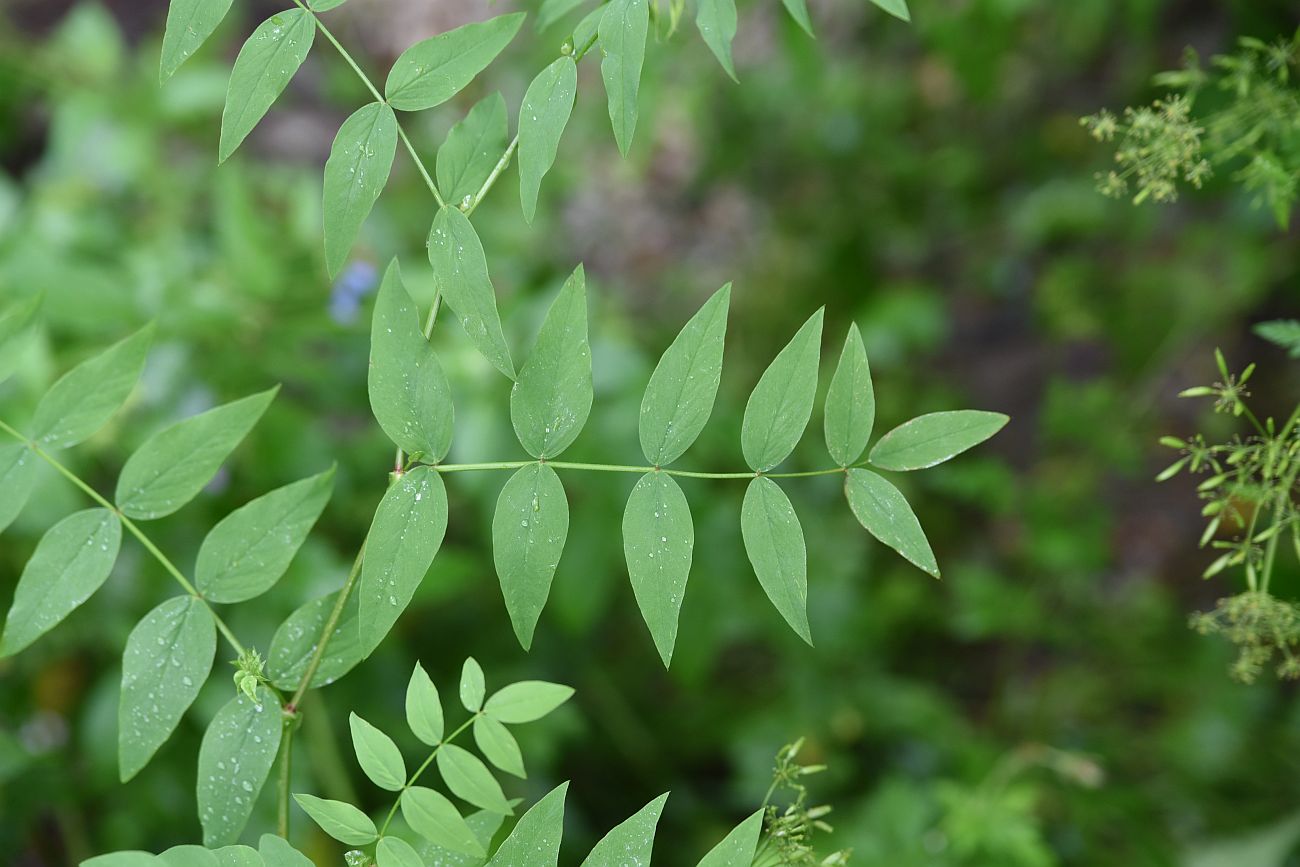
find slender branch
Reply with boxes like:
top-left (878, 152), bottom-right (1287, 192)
top-left (464, 135), bottom-right (518, 217)
top-left (287, 545), bottom-right (366, 711)
top-left (377, 713), bottom-right (479, 836)
top-left (0, 419), bottom-right (248, 657)
top-left (425, 459), bottom-right (850, 480)
top-left (276, 717), bottom-right (295, 838)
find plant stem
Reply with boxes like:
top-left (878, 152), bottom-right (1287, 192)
top-left (287, 545), bottom-right (366, 711)
top-left (0, 419), bottom-right (248, 657)
top-left (276, 717), bottom-right (295, 838)
top-left (464, 135), bottom-right (518, 217)
top-left (377, 714), bottom-right (479, 836)
top-left (426, 459), bottom-right (850, 480)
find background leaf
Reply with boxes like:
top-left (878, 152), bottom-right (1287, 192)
top-left (402, 786), bottom-right (486, 856)
top-left (357, 466), bottom-right (448, 656)
top-left (29, 324), bottom-right (152, 449)
top-left (473, 715), bottom-right (525, 778)
top-left (119, 596), bottom-right (216, 781)
top-left (622, 471), bottom-right (694, 666)
top-left (197, 686), bottom-right (282, 847)
top-left (598, 0), bottom-right (649, 155)
top-left (406, 661), bottom-right (444, 746)
top-left (267, 590), bottom-right (364, 690)
top-left (484, 782), bottom-right (567, 866)
top-left (195, 467), bottom-right (335, 603)
top-left (384, 14), bottom-right (525, 111)
top-left (293, 793), bottom-right (378, 845)
top-left (483, 681), bottom-right (574, 723)
top-left (695, 0), bottom-right (738, 81)
top-left (518, 57), bottom-right (577, 224)
top-left (510, 265), bottom-right (592, 458)
top-left (438, 93), bottom-right (508, 207)
top-left (211, 846), bottom-right (261, 867)
top-left (823, 323), bottom-right (874, 467)
top-left (115, 388), bottom-right (277, 520)
top-left (1, 508), bottom-right (121, 656)
top-left (580, 791), bottom-right (668, 866)
top-left (844, 468), bottom-right (939, 577)
top-left (868, 410), bottom-right (1008, 471)
top-left (695, 808), bottom-right (764, 866)
top-left (427, 206), bottom-right (516, 379)
top-left (323, 102), bottom-right (397, 278)
top-left (740, 308), bottom-right (824, 472)
top-left (259, 834), bottom-right (313, 867)
top-left (436, 743), bottom-right (512, 815)
top-left (376, 837), bottom-right (425, 867)
top-left (780, 0), bottom-right (814, 35)
top-left (0, 444), bottom-right (36, 533)
top-left (868, 0), bottom-right (911, 22)
top-left (491, 462), bottom-right (569, 649)
top-left (740, 477), bottom-right (811, 644)
top-left (639, 284), bottom-right (730, 466)
top-left (160, 0), bottom-right (234, 81)
top-left (350, 712), bottom-right (406, 791)
top-left (368, 260), bottom-right (454, 461)
top-left (0, 294), bottom-right (41, 386)
top-left (460, 656), bottom-right (486, 711)
top-left (219, 10), bottom-right (315, 162)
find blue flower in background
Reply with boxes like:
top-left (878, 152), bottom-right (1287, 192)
top-left (329, 260), bottom-right (378, 324)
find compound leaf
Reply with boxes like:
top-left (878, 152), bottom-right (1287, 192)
top-left (30, 324), bottom-right (152, 449)
top-left (823, 323), bottom-right (874, 467)
top-left (695, 0), bottom-right (738, 81)
top-left (402, 786), bottom-right (485, 857)
top-left (740, 308), bottom-right (823, 472)
top-left (323, 102), bottom-right (398, 278)
top-left (510, 265), bottom-right (591, 459)
top-left (438, 93), bottom-right (508, 207)
top-left (867, 410), bottom-right (1008, 472)
top-left (740, 477), bottom-right (811, 644)
top-left (844, 468), bottom-right (938, 577)
top-left (115, 388), bottom-right (277, 520)
top-left (598, 0), bottom-right (649, 155)
top-left (581, 792), bottom-right (669, 866)
top-left (195, 467), bottom-right (335, 603)
top-left (484, 782), bottom-right (567, 866)
top-left (219, 10), bottom-right (315, 162)
top-left (428, 206), bottom-right (516, 379)
top-left (385, 14), bottom-right (526, 111)
top-left (350, 712), bottom-right (406, 791)
top-left (160, 0), bottom-right (235, 81)
top-left (119, 596), bottom-right (216, 781)
top-left (197, 686), bottom-right (282, 847)
top-left (622, 472), bottom-right (694, 667)
top-left (483, 681), bottom-right (574, 723)
top-left (518, 56), bottom-right (577, 223)
top-left (406, 662), bottom-right (444, 746)
top-left (491, 462), bottom-right (569, 650)
top-left (436, 743), bottom-right (512, 815)
top-left (293, 793), bottom-right (377, 846)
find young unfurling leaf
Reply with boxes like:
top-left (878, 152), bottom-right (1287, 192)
top-left (639, 284), bottom-right (730, 466)
top-left (518, 57), bottom-right (578, 224)
top-left (406, 662), bottom-right (445, 746)
top-left (492, 463), bottom-right (569, 649)
top-left (580, 792), bottom-right (668, 866)
top-left (823, 323), bottom-right (874, 467)
top-left (740, 477), bottom-right (811, 644)
top-left (695, 808), bottom-right (764, 866)
top-left (484, 782), bottom-right (567, 866)
top-left (219, 10), bottom-right (315, 163)
top-left (115, 388), bottom-right (277, 520)
top-left (0, 508), bottom-right (121, 657)
top-left (599, 0), bottom-right (649, 155)
top-left (197, 686), bottom-right (282, 847)
top-left (436, 743), bottom-right (512, 815)
top-left (510, 265), bottom-right (592, 458)
top-left (695, 0), bottom-right (738, 81)
top-left (844, 467), bottom-right (938, 577)
top-left (428, 207), bottom-right (516, 379)
top-left (292, 793), bottom-right (378, 845)
top-left (119, 596), bottom-right (216, 781)
top-left (368, 260), bottom-right (454, 461)
top-left (195, 467), bottom-right (335, 603)
top-left (349, 712), bottom-right (406, 791)
top-left (357, 466), bottom-right (448, 656)
top-left (868, 410), bottom-right (1008, 472)
top-left (741, 308), bottom-right (824, 472)
top-left (402, 786), bottom-right (485, 856)
top-left (160, 0), bottom-right (235, 82)
top-left (323, 102), bottom-right (397, 278)
top-left (622, 472), bottom-right (694, 667)
top-left (385, 14), bottom-right (526, 111)
top-left (438, 93), bottom-right (508, 207)
top-left (483, 680), bottom-right (574, 723)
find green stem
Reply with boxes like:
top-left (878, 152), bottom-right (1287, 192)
top-left (464, 135), bottom-right (518, 217)
top-left (427, 460), bottom-right (849, 480)
top-left (288, 546), bottom-right (366, 711)
top-left (377, 714), bottom-right (479, 836)
top-left (276, 717), bottom-right (295, 838)
top-left (0, 419), bottom-right (248, 657)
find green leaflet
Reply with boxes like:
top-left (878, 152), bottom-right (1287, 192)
top-left (211, 846), bottom-right (262, 867)
top-left (483, 680), bottom-right (574, 723)
top-left (518, 57), bottom-right (577, 224)
top-left (0, 294), bottom-right (41, 385)
top-left (267, 589), bottom-right (364, 689)
top-left (160, 0), bottom-right (235, 82)
top-left (195, 467), bottom-right (335, 603)
top-left (425, 810), bottom-right (505, 865)
top-left (539, 0), bottom-right (589, 31)
top-left (384, 14), bottom-right (526, 111)
top-left (823, 323), bottom-right (874, 467)
top-left (491, 462), bottom-right (569, 649)
top-left (460, 656), bottom-right (486, 711)
top-left (368, 260), bottom-right (454, 461)
top-left (740, 308), bottom-right (824, 472)
top-left (82, 856), bottom-right (156, 867)
top-left (376, 837), bottom-right (424, 867)
top-left (259, 834), bottom-right (313, 867)
top-left (598, 0), bottom-right (649, 156)
top-left (0, 444), bottom-right (37, 535)
top-left (0, 508), bottom-right (121, 656)
top-left (312, 0), bottom-right (350, 11)
top-left (438, 93), bottom-right (508, 207)
top-left (510, 266), bottom-right (592, 458)
top-left (29, 324), bottom-right (152, 449)
top-left (350, 712), bottom-right (406, 791)
top-left (622, 471), bottom-right (694, 666)
top-left (868, 410), bottom-right (1008, 472)
top-left (218, 10), bottom-right (315, 163)
top-left (292, 793), bottom-right (378, 845)
top-left (436, 743), bottom-right (512, 815)
top-left (869, 0), bottom-right (911, 22)
top-left (406, 662), bottom-right (445, 746)
top-left (197, 686), bottom-right (282, 847)
top-left (474, 715), bottom-right (525, 778)
top-left (357, 466), bottom-right (448, 656)
top-left (160, 845), bottom-right (219, 867)
top-left (580, 792), bottom-right (669, 866)
top-left (402, 786), bottom-right (486, 856)
top-left (695, 0), bottom-right (738, 81)
top-left (428, 206), bottom-right (516, 379)
top-left (323, 102), bottom-right (398, 278)
top-left (780, 0), bottom-right (814, 35)
top-left (696, 808), bottom-right (764, 867)
top-left (740, 477), bottom-right (811, 644)
top-left (639, 284), bottom-right (730, 466)
top-left (484, 782), bottom-right (567, 866)
top-left (119, 596), bottom-right (216, 781)
top-left (844, 468), bottom-right (938, 577)
top-left (115, 389), bottom-right (277, 520)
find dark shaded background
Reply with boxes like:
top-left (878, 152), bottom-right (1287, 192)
top-left (1, 0), bottom-right (1298, 864)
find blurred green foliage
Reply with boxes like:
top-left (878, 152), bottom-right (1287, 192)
top-left (1, 0), bottom-right (1299, 864)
